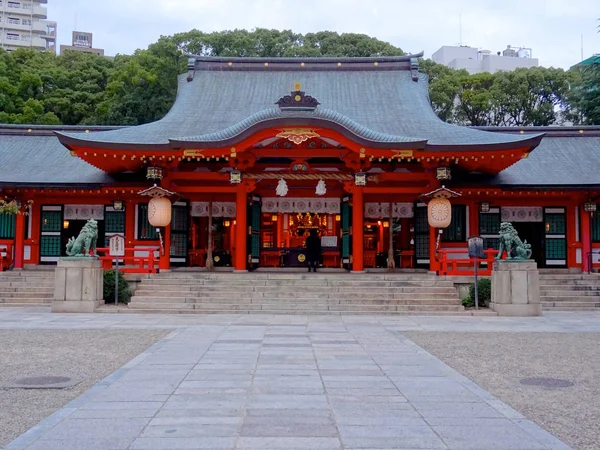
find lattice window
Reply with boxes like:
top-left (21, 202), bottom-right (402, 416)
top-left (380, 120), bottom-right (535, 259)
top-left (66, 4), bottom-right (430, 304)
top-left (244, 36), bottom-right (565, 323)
top-left (545, 239), bottom-right (566, 260)
top-left (483, 237), bottom-right (500, 251)
top-left (480, 212), bottom-right (500, 235)
top-left (415, 205), bottom-right (429, 233)
top-left (593, 214), bottom-right (600, 242)
top-left (105, 211), bottom-right (125, 234)
top-left (545, 214), bottom-right (565, 235)
top-left (137, 204), bottom-right (159, 240)
top-left (0, 214), bottom-right (15, 239)
top-left (170, 233), bottom-right (187, 258)
top-left (442, 205), bottom-right (466, 242)
top-left (40, 235), bottom-right (61, 257)
top-left (171, 205), bottom-right (188, 232)
top-left (41, 211), bottom-right (61, 232)
top-left (415, 235), bottom-right (430, 259)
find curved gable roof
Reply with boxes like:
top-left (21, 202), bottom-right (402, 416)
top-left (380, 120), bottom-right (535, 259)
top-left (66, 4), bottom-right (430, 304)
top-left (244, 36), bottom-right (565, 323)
top-left (56, 56), bottom-right (540, 151)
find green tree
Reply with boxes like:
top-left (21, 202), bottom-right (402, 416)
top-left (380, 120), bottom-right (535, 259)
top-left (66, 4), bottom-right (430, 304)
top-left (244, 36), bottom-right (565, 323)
top-left (567, 63), bottom-right (600, 125)
top-left (419, 59), bottom-right (465, 122)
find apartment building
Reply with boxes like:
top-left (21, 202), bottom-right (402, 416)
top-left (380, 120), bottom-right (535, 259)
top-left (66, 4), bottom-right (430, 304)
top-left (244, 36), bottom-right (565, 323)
top-left (0, 0), bottom-right (56, 53)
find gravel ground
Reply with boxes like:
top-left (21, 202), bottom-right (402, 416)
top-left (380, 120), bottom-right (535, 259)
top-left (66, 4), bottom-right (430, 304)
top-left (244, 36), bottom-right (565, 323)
top-left (0, 329), bottom-right (168, 447)
top-left (405, 332), bottom-right (600, 450)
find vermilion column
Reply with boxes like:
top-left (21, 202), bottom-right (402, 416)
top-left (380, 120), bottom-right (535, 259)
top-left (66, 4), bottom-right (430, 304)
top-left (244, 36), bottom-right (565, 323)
top-left (14, 212), bottom-right (25, 269)
top-left (352, 187), bottom-right (364, 272)
top-left (235, 185), bottom-right (248, 272)
top-left (429, 225), bottom-right (439, 273)
top-left (159, 224), bottom-right (171, 271)
top-left (581, 205), bottom-right (592, 273)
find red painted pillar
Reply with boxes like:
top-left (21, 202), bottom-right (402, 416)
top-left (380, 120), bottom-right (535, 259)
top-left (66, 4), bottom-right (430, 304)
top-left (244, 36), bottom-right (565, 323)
top-left (235, 185), bottom-right (248, 272)
top-left (159, 224), bottom-right (171, 271)
top-left (14, 212), bottom-right (25, 269)
top-left (429, 225), bottom-right (439, 273)
top-left (125, 200), bottom-right (135, 247)
top-left (352, 187), bottom-right (364, 272)
top-left (567, 205), bottom-right (577, 269)
top-left (581, 205), bottom-right (592, 273)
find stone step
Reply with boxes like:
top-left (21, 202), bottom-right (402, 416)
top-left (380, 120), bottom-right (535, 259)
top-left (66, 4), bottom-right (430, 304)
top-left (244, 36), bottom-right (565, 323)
top-left (540, 295), bottom-right (600, 304)
top-left (138, 279), bottom-right (455, 288)
top-left (132, 288), bottom-right (459, 298)
top-left (538, 274), bottom-right (600, 280)
top-left (0, 292), bottom-right (54, 299)
top-left (542, 301), bottom-right (600, 308)
top-left (0, 298), bottom-right (52, 304)
top-left (96, 306), bottom-right (495, 316)
top-left (541, 290), bottom-right (600, 297)
top-left (0, 287), bottom-right (54, 293)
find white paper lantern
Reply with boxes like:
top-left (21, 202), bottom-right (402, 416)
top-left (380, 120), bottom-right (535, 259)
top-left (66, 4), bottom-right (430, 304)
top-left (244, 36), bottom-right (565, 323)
top-left (427, 197), bottom-right (452, 229)
top-left (148, 197), bottom-right (172, 227)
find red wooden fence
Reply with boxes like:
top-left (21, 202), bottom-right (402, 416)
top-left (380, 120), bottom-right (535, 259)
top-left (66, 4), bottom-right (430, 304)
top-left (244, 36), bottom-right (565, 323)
top-left (438, 248), bottom-right (498, 276)
top-left (95, 247), bottom-right (159, 274)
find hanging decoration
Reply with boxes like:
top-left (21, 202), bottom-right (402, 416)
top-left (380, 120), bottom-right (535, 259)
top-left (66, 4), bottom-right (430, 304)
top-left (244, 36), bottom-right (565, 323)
top-left (148, 197), bottom-right (172, 228)
top-left (315, 180), bottom-right (327, 196)
top-left (276, 179), bottom-right (289, 197)
top-left (427, 197), bottom-right (452, 229)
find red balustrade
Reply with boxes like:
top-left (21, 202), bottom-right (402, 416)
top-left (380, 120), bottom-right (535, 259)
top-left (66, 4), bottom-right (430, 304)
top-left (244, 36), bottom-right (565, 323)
top-left (0, 242), bottom-right (13, 271)
top-left (95, 247), bottom-right (159, 274)
top-left (438, 248), bottom-right (498, 276)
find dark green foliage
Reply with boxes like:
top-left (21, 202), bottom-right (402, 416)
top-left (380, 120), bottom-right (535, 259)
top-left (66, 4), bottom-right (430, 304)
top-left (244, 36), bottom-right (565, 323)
top-left (103, 270), bottom-right (132, 305)
top-left (462, 296), bottom-right (475, 308)
top-left (2, 29), bottom-right (597, 127)
top-left (468, 278), bottom-right (492, 307)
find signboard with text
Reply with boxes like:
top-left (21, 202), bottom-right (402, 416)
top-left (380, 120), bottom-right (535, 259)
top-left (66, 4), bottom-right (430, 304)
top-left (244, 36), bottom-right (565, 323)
top-left (109, 235), bottom-right (125, 257)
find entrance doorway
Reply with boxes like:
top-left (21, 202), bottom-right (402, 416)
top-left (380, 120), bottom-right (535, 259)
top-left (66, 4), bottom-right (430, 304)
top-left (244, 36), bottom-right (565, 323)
top-left (260, 212), bottom-right (341, 268)
top-left (511, 222), bottom-right (544, 266)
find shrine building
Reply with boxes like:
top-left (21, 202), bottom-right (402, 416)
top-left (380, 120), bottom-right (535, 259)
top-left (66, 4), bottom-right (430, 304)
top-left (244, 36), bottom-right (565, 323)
top-left (1, 54), bottom-right (600, 275)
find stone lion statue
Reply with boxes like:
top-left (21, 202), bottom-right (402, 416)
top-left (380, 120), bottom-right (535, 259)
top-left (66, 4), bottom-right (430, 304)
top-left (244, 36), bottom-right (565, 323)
top-left (495, 222), bottom-right (532, 261)
top-left (66, 219), bottom-right (98, 257)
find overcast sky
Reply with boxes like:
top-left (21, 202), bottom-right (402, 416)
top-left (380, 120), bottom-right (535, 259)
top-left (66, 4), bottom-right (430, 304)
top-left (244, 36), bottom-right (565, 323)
top-left (50, 0), bottom-right (599, 69)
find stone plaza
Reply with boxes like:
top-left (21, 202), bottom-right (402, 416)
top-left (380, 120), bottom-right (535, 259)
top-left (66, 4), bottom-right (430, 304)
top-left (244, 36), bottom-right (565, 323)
top-left (2, 307), bottom-right (598, 449)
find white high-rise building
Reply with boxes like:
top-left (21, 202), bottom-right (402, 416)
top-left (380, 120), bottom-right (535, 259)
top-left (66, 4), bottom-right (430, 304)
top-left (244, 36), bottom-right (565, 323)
top-left (432, 45), bottom-right (538, 74)
top-left (0, 0), bottom-right (56, 53)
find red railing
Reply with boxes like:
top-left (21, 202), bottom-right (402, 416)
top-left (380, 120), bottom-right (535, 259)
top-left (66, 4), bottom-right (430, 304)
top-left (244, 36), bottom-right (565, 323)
top-left (0, 243), bottom-right (13, 271)
top-left (95, 247), bottom-right (159, 274)
top-left (438, 248), bottom-right (498, 276)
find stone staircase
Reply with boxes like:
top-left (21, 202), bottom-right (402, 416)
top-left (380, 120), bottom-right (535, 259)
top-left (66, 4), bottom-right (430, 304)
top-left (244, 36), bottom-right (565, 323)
top-left (0, 269), bottom-right (54, 306)
top-left (98, 271), bottom-right (495, 316)
top-left (540, 271), bottom-right (600, 311)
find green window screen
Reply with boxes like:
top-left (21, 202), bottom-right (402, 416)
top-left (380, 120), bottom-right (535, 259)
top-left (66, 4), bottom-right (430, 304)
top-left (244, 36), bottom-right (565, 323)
top-left (171, 205), bottom-right (188, 232)
top-left (171, 233), bottom-right (187, 258)
top-left (545, 239), bottom-right (566, 260)
top-left (545, 214), bottom-right (565, 235)
top-left (483, 237), bottom-right (500, 251)
top-left (251, 201), bottom-right (261, 258)
top-left (41, 210), bottom-right (62, 232)
top-left (442, 205), bottom-right (466, 242)
top-left (593, 214), bottom-right (600, 242)
top-left (40, 235), bottom-right (61, 257)
top-left (479, 212), bottom-right (500, 235)
top-left (105, 211), bottom-right (125, 234)
top-left (138, 204), bottom-right (159, 240)
top-left (415, 204), bottom-right (429, 233)
top-left (0, 214), bottom-right (15, 239)
top-left (414, 206), bottom-right (430, 259)
top-left (342, 200), bottom-right (350, 258)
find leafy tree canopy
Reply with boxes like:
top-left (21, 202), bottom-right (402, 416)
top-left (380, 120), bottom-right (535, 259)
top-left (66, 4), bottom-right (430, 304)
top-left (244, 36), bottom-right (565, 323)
top-left (0, 28), bottom-right (597, 127)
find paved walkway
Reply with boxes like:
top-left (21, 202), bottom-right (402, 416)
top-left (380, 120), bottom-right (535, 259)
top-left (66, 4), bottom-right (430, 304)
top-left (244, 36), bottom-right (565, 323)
top-left (4, 308), bottom-right (594, 449)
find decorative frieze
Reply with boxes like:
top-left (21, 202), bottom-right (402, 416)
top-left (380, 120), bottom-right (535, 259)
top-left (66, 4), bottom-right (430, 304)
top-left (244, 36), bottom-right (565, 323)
top-left (501, 207), bottom-right (543, 222)
top-left (190, 202), bottom-right (237, 218)
top-left (365, 203), bottom-right (414, 219)
top-left (63, 205), bottom-right (105, 221)
top-left (262, 198), bottom-right (340, 214)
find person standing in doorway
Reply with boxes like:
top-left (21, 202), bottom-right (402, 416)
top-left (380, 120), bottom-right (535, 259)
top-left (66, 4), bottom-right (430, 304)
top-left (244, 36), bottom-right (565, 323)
top-left (305, 229), bottom-right (322, 272)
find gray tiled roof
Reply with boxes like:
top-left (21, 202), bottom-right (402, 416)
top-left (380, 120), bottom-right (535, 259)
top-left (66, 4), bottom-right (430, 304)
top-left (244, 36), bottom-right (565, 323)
top-left (0, 135), bottom-right (114, 186)
top-left (57, 61), bottom-right (539, 149)
top-left (496, 135), bottom-right (600, 187)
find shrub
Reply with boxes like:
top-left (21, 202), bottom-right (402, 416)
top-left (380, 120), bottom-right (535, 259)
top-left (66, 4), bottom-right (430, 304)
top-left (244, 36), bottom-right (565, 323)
top-left (103, 270), bottom-right (132, 304)
top-left (468, 278), bottom-right (492, 307)
top-left (462, 297), bottom-right (474, 308)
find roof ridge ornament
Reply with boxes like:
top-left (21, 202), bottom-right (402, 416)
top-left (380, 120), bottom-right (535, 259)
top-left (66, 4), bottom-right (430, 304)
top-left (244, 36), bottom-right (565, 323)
top-left (276, 83), bottom-right (320, 111)
top-left (410, 58), bottom-right (419, 82)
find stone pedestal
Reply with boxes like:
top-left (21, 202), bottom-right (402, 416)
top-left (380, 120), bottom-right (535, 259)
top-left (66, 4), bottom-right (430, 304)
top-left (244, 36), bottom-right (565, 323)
top-left (490, 260), bottom-right (541, 316)
top-left (52, 258), bottom-right (103, 313)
